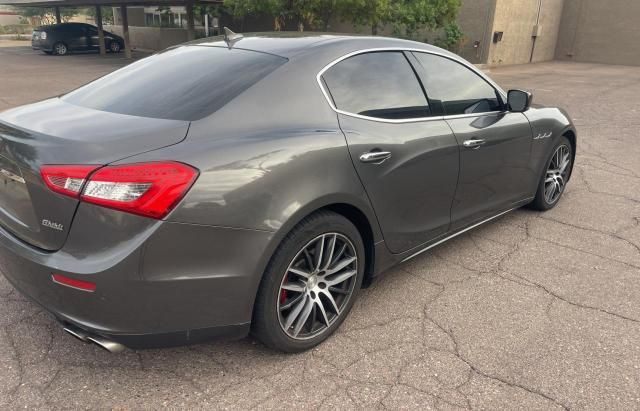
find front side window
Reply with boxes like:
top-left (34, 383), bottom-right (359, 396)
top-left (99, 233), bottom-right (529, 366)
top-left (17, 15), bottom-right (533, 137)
top-left (322, 52), bottom-right (430, 120)
top-left (413, 52), bottom-right (502, 116)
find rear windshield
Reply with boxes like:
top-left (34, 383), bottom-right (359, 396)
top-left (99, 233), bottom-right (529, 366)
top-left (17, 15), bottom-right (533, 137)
top-left (62, 46), bottom-right (287, 121)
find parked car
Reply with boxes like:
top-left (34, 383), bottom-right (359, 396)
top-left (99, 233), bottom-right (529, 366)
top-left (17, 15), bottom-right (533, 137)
top-left (31, 22), bottom-right (124, 55)
top-left (0, 31), bottom-right (576, 353)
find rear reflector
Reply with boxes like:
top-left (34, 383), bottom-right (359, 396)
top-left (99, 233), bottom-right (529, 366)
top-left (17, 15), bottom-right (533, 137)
top-left (41, 165), bottom-right (99, 198)
top-left (52, 273), bottom-right (96, 292)
top-left (40, 161), bottom-right (198, 219)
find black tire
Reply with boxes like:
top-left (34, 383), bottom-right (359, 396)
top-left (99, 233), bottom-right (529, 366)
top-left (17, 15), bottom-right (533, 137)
top-left (529, 135), bottom-right (573, 211)
top-left (252, 211), bottom-right (365, 352)
top-left (52, 42), bottom-right (68, 56)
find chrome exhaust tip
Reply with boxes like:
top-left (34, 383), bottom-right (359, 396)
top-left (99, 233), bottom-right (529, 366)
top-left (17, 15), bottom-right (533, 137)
top-left (86, 335), bottom-right (126, 353)
top-left (63, 325), bottom-right (126, 353)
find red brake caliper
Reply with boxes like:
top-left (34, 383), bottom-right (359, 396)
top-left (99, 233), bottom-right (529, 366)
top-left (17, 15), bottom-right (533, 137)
top-left (280, 274), bottom-right (288, 305)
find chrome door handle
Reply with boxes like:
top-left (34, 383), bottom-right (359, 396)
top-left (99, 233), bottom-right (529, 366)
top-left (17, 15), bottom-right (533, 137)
top-left (359, 151), bottom-right (392, 164)
top-left (463, 138), bottom-right (486, 149)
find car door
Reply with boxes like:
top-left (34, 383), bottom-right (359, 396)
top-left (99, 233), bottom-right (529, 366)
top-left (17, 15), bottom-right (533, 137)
top-left (412, 52), bottom-right (534, 230)
top-left (86, 26), bottom-right (99, 49)
top-left (320, 51), bottom-right (459, 254)
top-left (66, 25), bottom-right (88, 50)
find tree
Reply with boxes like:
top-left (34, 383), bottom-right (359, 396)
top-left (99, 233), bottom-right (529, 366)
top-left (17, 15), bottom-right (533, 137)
top-left (396, 0), bottom-right (460, 38)
top-left (83, 6), bottom-right (114, 25)
top-left (18, 6), bottom-right (79, 25)
top-left (337, 0), bottom-right (392, 35)
top-left (339, 0), bottom-right (461, 36)
top-left (223, 0), bottom-right (337, 31)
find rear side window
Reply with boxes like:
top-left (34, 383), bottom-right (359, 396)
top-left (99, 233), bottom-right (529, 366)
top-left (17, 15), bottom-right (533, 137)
top-left (322, 52), bottom-right (430, 120)
top-left (412, 52), bottom-right (502, 116)
top-left (62, 46), bottom-right (287, 121)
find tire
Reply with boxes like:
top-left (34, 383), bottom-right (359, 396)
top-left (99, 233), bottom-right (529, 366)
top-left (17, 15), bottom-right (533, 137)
top-left (529, 135), bottom-right (573, 211)
top-left (109, 41), bottom-right (121, 53)
top-left (252, 211), bottom-right (365, 352)
top-left (52, 42), bottom-right (68, 56)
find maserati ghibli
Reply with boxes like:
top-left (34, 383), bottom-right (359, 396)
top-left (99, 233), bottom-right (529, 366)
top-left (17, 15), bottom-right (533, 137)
top-left (0, 31), bottom-right (576, 352)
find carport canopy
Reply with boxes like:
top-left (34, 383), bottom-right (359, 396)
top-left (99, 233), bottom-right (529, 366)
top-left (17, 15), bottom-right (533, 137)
top-left (0, 0), bottom-right (222, 58)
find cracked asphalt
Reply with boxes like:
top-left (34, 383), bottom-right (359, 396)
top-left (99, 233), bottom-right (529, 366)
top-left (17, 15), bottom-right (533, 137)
top-left (1, 44), bottom-right (640, 409)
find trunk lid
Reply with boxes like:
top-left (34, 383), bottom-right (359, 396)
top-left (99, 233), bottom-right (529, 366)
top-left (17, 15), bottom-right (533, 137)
top-left (0, 98), bottom-right (189, 251)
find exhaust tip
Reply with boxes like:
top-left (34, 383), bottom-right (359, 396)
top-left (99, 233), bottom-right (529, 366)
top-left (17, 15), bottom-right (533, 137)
top-left (86, 335), bottom-right (126, 353)
top-left (62, 325), bottom-right (126, 353)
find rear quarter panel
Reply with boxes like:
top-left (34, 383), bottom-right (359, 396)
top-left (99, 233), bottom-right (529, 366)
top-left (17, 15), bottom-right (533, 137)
top-left (120, 52), bottom-right (383, 302)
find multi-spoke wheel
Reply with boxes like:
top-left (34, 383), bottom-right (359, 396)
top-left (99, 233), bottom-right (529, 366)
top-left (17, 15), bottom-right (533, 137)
top-left (252, 211), bottom-right (364, 352)
top-left (530, 136), bottom-right (573, 210)
top-left (544, 144), bottom-right (571, 204)
top-left (53, 42), bottom-right (68, 56)
top-left (278, 233), bottom-right (358, 339)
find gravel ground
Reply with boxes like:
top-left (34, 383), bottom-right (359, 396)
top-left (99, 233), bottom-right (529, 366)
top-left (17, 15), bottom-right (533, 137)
top-left (1, 46), bottom-right (639, 409)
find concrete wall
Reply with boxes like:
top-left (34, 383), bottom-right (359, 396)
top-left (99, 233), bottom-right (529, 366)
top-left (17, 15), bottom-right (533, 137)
top-left (105, 25), bottom-right (204, 51)
top-left (555, 0), bottom-right (640, 66)
top-left (456, 0), bottom-right (496, 64)
top-left (487, 0), bottom-right (565, 65)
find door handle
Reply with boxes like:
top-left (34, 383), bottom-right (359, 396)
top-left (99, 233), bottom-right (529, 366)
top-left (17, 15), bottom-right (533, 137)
top-left (359, 151), bottom-right (392, 164)
top-left (463, 138), bottom-right (486, 149)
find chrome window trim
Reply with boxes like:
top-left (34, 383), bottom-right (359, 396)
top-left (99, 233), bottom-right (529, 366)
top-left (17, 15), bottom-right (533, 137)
top-left (316, 47), bottom-right (508, 124)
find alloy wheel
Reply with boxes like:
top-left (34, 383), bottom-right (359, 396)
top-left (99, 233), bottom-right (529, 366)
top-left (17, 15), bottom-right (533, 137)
top-left (544, 144), bottom-right (571, 204)
top-left (277, 233), bottom-right (358, 340)
top-left (110, 42), bottom-right (120, 52)
top-left (55, 43), bottom-right (67, 55)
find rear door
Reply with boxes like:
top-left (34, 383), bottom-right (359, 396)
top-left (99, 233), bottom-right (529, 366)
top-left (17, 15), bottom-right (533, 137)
top-left (412, 52), bottom-right (533, 230)
top-left (86, 25), bottom-right (99, 49)
top-left (66, 25), bottom-right (88, 50)
top-left (321, 51), bottom-right (459, 253)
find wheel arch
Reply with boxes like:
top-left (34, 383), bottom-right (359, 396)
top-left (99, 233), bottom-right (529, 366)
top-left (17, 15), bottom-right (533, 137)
top-left (249, 196), bottom-right (382, 317)
top-left (273, 198), bottom-right (381, 285)
top-left (562, 127), bottom-right (577, 166)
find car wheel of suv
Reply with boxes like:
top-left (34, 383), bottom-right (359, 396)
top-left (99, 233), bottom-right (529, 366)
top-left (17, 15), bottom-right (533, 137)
top-left (529, 135), bottom-right (573, 211)
top-left (53, 42), bottom-right (68, 56)
top-left (110, 41), bottom-right (121, 53)
top-left (252, 211), bottom-right (365, 352)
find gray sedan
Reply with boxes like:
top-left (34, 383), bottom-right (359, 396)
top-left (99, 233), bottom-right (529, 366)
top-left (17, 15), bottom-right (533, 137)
top-left (0, 31), bottom-right (576, 352)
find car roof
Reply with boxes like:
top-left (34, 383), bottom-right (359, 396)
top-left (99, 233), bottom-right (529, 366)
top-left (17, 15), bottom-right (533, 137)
top-left (185, 32), bottom-right (451, 60)
top-left (37, 22), bottom-right (93, 30)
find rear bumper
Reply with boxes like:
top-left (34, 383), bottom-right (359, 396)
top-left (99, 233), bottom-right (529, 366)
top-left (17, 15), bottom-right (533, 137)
top-left (0, 204), bottom-right (274, 348)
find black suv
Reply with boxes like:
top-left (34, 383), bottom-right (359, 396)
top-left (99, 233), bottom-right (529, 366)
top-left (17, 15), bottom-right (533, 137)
top-left (32, 22), bottom-right (125, 56)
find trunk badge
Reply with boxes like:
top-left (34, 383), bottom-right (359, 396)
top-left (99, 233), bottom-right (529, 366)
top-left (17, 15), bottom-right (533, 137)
top-left (42, 219), bottom-right (64, 231)
top-left (0, 168), bottom-right (25, 184)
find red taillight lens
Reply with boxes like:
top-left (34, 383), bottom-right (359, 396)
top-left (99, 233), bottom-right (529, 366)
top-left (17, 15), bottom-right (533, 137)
top-left (40, 165), bottom-right (99, 198)
top-left (41, 162), bottom-right (198, 219)
top-left (82, 162), bottom-right (198, 219)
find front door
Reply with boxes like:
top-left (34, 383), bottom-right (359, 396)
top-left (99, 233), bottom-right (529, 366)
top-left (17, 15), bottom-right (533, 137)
top-left (411, 52), bottom-right (533, 229)
top-left (321, 51), bottom-right (459, 253)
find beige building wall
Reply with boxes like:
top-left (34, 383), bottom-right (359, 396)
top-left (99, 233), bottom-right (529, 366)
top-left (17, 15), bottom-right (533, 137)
top-left (456, 0), bottom-right (496, 64)
top-left (555, 0), bottom-right (640, 66)
top-left (487, 0), bottom-right (565, 65)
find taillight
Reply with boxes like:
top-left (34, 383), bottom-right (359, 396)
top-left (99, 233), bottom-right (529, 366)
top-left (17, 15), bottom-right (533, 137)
top-left (41, 162), bottom-right (198, 219)
top-left (41, 165), bottom-right (99, 198)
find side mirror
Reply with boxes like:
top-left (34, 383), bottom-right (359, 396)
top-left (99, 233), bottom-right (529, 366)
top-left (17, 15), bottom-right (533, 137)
top-left (507, 89), bottom-right (532, 112)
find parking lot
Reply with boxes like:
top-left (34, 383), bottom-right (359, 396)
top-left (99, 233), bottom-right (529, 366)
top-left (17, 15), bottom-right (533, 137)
top-left (1, 43), bottom-right (639, 409)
